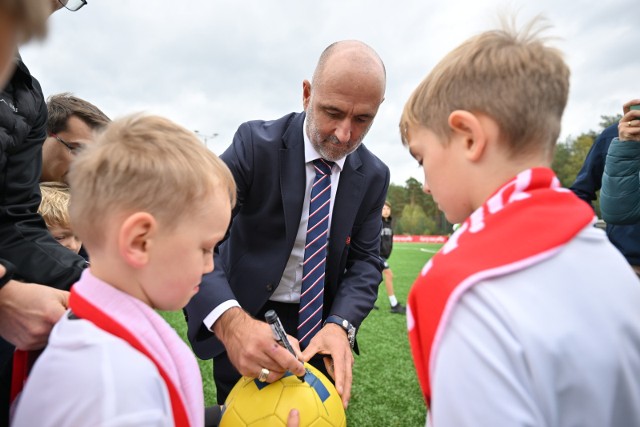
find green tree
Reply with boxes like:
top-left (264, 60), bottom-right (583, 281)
top-left (599, 114), bottom-right (622, 130)
top-left (398, 203), bottom-right (436, 234)
top-left (552, 131), bottom-right (597, 188)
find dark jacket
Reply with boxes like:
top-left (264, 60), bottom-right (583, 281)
top-left (186, 112), bottom-right (389, 359)
top-left (0, 58), bottom-right (85, 289)
top-left (380, 216), bottom-right (393, 259)
top-left (570, 124), bottom-right (640, 266)
top-left (600, 137), bottom-right (640, 225)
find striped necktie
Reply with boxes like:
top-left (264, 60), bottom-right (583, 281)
top-left (298, 158), bottom-right (334, 347)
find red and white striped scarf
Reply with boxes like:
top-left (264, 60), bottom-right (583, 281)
top-left (69, 270), bottom-right (203, 427)
top-left (407, 168), bottom-right (595, 407)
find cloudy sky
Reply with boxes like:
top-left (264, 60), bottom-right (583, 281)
top-left (21, 0), bottom-right (637, 186)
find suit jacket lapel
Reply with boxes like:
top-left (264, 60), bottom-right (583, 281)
top-left (280, 113), bottom-right (306, 250)
top-left (330, 149), bottom-right (364, 259)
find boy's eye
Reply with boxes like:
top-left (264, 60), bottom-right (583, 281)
top-left (202, 248), bottom-right (213, 255)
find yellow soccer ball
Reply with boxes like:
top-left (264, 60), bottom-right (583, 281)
top-left (220, 363), bottom-right (346, 426)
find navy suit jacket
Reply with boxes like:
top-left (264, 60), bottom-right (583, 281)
top-left (186, 112), bottom-right (390, 359)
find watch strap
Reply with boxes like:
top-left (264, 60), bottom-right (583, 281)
top-left (324, 315), bottom-right (356, 349)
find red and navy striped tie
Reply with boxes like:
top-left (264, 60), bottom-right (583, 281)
top-left (298, 158), bottom-right (334, 348)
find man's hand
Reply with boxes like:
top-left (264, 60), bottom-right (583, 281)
top-left (0, 280), bottom-right (69, 350)
top-left (214, 307), bottom-right (306, 382)
top-left (301, 323), bottom-right (354, 409)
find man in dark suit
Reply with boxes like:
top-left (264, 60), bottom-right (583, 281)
top-left (185, 40), bottom-right (389, 409)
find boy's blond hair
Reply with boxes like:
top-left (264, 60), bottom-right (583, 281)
top-left (39, 181), bottom-right (72, 229)
top-left (400, 16), bottom-right (569, 157)
top-left (67, 114), bottom-right (236, 247)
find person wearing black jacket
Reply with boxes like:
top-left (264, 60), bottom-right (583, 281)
top-left (379, 201), bottom-right (405, 314)
top-left (0, 1), bottom-right (89, 422)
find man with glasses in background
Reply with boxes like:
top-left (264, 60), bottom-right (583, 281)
top-left (0, 0), bottom-right (88, 423)
top-left (41, 93), bottom-right (110, 183)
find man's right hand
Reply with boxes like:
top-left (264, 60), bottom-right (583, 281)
top-left (213, 307), bottom-right (306, 382)
top-left (0, 280), bottom-right (69, 350)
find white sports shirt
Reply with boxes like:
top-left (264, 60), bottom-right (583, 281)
top-left (428, 225), bottom-right (640, 427)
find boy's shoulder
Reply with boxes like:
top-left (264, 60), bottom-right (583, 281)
top-left (14, 315), bottom-right (172, 426)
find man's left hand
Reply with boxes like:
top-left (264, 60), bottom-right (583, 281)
top-left (300, 323), bottom-right (354, 409)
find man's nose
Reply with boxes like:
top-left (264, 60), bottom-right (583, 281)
top-left (334, 120), bottom-right (351, 143)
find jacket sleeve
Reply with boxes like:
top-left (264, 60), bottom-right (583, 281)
top-left (601, 138), bottom-right (640, 225)
top-left (0, 69), bottom-right (85, 290)
top-left (184, 121), bottom-right (252, 359)
top-left (329, 163), bottom-right (389, 334)
top-left (569, 124), bottom-right (619, 209)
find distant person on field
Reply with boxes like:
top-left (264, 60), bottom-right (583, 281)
top-left (377, 201), bottom-right (405, 314)
top-left (600, 99), bottom-right (640, 225)
top-left (401, 17), bottom-right (640, 427)
top-left (12, 114), bottom-right (236, 427)
top-left (42, 92), bottom-right (110, 183)
top-left (38, 182), bottom-right (81, 254)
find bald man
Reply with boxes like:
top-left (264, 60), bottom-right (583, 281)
top-left (186, 40), bottom-right (390, 408)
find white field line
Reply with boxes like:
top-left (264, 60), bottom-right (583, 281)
top-left (419, 248), bottom-right (439, 253)
top-left (394, 246), bottom-right (440, 254)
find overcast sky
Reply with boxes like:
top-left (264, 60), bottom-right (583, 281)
top-left (20, 0), bottom-right (638, 186)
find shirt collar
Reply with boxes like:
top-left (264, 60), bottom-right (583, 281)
top-left (302, 116), bottom-right (346, 171)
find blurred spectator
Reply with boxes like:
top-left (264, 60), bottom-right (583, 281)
top-left (570, 123), bottom-right (640, 276)
top-left (39, 182), bottom-right (81, 254)
top-left (600, 99), bottom-right (640, 226)
top-left (41, 93), bottom-right (110, 183)
top-left (0, 1), bottom-right (88, 423)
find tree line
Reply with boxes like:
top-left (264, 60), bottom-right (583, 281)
top-left (386, 115), bottom-right (621, 235)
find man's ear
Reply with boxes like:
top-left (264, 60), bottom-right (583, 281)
top-left (302, 80), bottom-right (312, 110)
top-left (448, 110), bottom-right (487, 162)
top-left (118, 212), bottom-right (157, 268)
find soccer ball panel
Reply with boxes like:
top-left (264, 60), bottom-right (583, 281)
top-left (220, 363), bottom-right (346, 427)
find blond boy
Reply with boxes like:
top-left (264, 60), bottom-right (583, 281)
top-left (13, 114), bottom-right (236, 427)
top-left (401, 18), bottom-right (640, 426)
top-left (38, 182), bottom-right (81, 254)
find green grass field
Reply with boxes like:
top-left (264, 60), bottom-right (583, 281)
top-left (161, 242), bottom-right (442, 426)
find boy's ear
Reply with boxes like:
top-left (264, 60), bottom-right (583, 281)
top-left (118, 212), bottom-right (157, 268)
top-left (448, 110), bottom-right (487, 162)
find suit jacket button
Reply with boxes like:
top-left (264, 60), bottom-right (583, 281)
top-left (266, 283), bottom-right (274, 292)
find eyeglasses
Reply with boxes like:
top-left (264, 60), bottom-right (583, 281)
top-left (57, 0), bottom-right (87, 12)
top-left (51, 134), bottom-right (84, 155)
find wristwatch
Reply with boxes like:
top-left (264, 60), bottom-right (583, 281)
top-left (324, 315), bottom-right (356, 349)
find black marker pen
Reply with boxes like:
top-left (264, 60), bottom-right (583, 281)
top-left (265, 309), bottom-right (306, 382)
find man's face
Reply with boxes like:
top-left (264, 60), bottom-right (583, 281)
top-left (41, 115), bottom-right (95, 183)
top-left (302, 68), bottom-right (383, 162)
